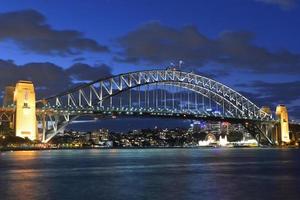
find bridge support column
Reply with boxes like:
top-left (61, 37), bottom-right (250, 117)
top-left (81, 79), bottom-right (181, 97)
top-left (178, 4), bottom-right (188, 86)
top-left (42, 113), bottom-right (46, 142)
top-left (276, 105), bottom-right (290, 144)
top-left (14, 81), bottom-right (37, 141)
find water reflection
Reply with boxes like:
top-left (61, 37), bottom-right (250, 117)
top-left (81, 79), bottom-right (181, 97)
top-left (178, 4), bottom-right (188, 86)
top-left (0, 149), bottom-right (300, 200)
top-left (1, 151), bottom-right (45, 200)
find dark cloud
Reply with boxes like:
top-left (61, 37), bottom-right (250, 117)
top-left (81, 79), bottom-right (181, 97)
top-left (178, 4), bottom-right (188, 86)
top-left (0, 9), bottom-right (109, 55)
top-left (238, 80), bottom-right (300, 104)
top-left (0, 59), bottom-right (113, 99)
top-left (72, 57), bottom-right (86, 62)
top-left (255, 0), bottom-right (296, 10)
top-left (237, 81), bottom-right (300, 119)
top-left (66, 63), bottom-right (112, 81)
top-left (116, 22), bottom-right (300, 74)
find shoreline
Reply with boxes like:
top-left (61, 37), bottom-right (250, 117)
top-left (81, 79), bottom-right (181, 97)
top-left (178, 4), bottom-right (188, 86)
top-left (1, 145), bottom-right (299, 152)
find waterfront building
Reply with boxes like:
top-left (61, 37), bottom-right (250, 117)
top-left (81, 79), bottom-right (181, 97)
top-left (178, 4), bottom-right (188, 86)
top-left (219, 135), bottom-right (228, 147)
top-left (91, 131), bottom-right (100, 144)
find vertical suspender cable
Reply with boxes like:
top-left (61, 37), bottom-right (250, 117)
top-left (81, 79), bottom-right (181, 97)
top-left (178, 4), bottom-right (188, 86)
top-left (138, 86), bottom-right (141, 108)
top-left (187, 89), bottom-right (190, 110)
top-left (172, 86), bottom-right (175, 110)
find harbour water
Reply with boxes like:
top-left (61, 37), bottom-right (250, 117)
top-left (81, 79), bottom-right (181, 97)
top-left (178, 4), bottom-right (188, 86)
top-left (1, 148), bottom-right (300, 200)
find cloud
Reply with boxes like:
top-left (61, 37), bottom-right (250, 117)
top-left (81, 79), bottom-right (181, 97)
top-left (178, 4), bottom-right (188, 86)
top-left (72, 57), bottom-right (86, 62)
top-left (237, 80), bottom-right (300, 119)
top-left (116, 22), bottom-right (300, 74)
top-left (0, 59), bottom-right (113, 99)
top-left (255, 0), bottom-right (296, 10)
top-left (66, 63), bottom-right (112, 81)
top-left (0, 9), bottom-right (109, 55)
top-left (238, 80), bottom-right (300, 104)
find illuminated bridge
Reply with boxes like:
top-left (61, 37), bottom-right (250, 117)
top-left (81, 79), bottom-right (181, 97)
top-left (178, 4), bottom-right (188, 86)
top-left (36, 69), bottom-right (276, 143)
top-left (1, 68), bottom-right (296, 145)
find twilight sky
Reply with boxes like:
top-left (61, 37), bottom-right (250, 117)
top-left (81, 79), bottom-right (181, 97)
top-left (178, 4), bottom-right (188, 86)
top-left (0, 0), bottom-right (299, 120)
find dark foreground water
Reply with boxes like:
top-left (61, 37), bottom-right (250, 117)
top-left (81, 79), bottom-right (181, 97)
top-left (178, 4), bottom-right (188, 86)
top-left (1, 148), bottom-right (300, 200)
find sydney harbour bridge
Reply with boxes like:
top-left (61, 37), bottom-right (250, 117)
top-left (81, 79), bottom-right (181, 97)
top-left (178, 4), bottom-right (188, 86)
top-left (1, 68), bottom-right (298, 145)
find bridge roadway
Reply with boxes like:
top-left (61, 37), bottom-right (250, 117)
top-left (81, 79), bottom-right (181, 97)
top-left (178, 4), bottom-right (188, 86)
top-left (36, 107), bottom-right (274, 124)
top-left (0, 108), bottom-right (14, 113)
top-left (3, 106), bottom-right (278, 125)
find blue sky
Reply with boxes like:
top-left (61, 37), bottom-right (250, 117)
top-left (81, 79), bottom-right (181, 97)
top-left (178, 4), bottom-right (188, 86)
top-left (0, 0), bottom-right (299, 119)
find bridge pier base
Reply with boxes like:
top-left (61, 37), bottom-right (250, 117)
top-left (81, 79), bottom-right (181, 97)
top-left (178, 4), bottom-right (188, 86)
top-left (14, 81), bottom-right (37, 141)
top-left (276, 105), bottom-right (290, 145)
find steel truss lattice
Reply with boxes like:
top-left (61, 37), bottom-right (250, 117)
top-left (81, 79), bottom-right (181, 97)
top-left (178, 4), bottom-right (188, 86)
top-left (37, 69), bottom-right (273, 143)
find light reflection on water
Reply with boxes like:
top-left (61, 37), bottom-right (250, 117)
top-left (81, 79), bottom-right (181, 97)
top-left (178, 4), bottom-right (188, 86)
top-left (1, 148), bottom-right (300, 200)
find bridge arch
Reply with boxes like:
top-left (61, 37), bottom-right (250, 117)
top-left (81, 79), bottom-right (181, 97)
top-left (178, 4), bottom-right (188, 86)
top-left (38, 69), bottom-right (272, 143)
top-left (42, 69), bottom-right (270, 119)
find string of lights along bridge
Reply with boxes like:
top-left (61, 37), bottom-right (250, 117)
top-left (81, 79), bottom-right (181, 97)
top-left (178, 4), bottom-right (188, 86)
top-left (0, 68), bottom-right (296, 145)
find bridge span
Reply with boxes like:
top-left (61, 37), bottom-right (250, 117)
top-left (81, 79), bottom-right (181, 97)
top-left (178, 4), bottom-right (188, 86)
top-left (1, 68), bottom-right (298, 145)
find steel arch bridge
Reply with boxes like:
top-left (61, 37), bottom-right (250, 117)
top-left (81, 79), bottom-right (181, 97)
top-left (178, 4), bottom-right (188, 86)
top-left (37, 69), bottom-right (273, 143)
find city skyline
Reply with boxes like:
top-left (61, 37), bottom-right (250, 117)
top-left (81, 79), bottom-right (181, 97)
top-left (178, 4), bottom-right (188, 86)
top-left (0, 0), bottom-right (299, 120)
